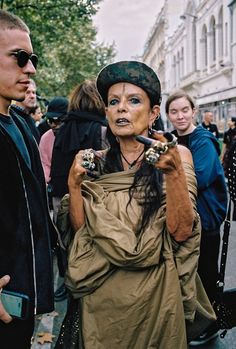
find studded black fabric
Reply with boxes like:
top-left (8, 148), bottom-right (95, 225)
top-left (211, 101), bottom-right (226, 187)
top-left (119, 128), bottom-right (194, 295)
top-left (226, 144), bottom-right (236, 204)
top-left (55, 297), bottom-right (84, 349)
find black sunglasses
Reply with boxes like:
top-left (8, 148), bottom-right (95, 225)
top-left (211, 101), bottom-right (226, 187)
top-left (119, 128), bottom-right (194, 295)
top-left (47, 118), bottom-right (63, 125)
top-left (11, 50), bottom-right (38, 69)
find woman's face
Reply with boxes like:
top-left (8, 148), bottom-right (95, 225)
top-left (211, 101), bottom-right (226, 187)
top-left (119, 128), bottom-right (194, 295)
top-left (31, 107), bottom-right (42, 122)
top-left (167, 97), bottom-right (195, 135)
top-left (106, 82), bottom-right (159, 138)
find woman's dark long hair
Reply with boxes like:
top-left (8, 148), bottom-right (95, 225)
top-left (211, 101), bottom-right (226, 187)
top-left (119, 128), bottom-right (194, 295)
top-left (103, 126), bottom-right (163, 235)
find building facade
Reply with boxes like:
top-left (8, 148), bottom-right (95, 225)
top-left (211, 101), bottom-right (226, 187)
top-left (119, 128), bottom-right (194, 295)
top-left (143, 0), bottom-right (236, 133)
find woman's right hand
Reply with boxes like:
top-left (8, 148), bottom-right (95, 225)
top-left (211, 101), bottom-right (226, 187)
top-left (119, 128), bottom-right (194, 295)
top-left (0, 275), bottom-right (12, 323)
top-left (68, 150), bottom-right (87, 189)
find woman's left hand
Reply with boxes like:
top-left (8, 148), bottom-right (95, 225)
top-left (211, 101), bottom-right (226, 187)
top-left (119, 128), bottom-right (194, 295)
top-left (142, 131), bottom-right (193, 173)
top-left (146, 132), bottom-right (182, 173)
top-left (149, 131), bottom-right (195, 242)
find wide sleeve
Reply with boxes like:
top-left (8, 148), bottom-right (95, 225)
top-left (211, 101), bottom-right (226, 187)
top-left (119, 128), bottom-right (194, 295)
top-left (169, 162), bottom-right (216, 335)
top-left (57, 192), bottom-right (115, 298)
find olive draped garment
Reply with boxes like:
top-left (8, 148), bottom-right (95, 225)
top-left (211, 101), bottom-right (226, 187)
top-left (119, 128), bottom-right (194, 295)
top-left (58, 163), bottom-right (216, 349)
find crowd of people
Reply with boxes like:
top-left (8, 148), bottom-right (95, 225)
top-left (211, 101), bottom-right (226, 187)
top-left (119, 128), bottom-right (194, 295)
top-left (0, 9), bottom-right (234, 349)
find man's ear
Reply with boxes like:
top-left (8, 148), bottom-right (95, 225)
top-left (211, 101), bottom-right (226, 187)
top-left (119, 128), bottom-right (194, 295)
top-left (149, 105), bottom-right (160, 127)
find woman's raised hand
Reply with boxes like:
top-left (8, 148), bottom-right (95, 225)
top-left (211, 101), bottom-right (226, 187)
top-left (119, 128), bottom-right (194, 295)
top-left (136, 131), bottom-right (183, 174)
top-left (151, 132), bottom-right (182, 174)
top-left (68, 150), bottom-right (88, 189)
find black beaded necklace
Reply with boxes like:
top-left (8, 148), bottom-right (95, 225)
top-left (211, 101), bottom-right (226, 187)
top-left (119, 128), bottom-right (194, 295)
top-left (120, 149), bottom-right (145, 169)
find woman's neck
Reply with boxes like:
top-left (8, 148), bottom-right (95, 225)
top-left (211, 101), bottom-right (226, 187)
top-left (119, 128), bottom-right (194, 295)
top-left (119, 140), bottom-right (145, 170)
top-left (177, 124), bottom-right (196, 136)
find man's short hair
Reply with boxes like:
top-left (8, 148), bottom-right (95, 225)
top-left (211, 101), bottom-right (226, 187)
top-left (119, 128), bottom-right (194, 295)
top-left (0, 10), bottom-right (29, 33)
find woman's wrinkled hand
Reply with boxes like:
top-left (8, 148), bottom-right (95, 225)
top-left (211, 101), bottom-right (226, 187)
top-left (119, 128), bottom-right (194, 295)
top-left (147, 131), bottom-right (182, 174)
top-left (68, 150), bottom-right (87, 189)
top-left (0, 275), bottom-right (12, 324)
top-left (68, 149), bottom-right (106, 189)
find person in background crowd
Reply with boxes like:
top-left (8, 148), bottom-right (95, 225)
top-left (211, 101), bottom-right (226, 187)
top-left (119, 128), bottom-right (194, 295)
top-left (202, 110), bottom-right (220, 139)
top-left (50, 80), bottom-right (108, 303)
top-left (39, 97), bottom-right (68, 219)
top-left (37, 113), bottom-right (51, 138)
top-left (15, 78), bottom-right (37, 112)
top-left (30, 104), bottom-right (43, 126)
top-left (166, 90), bottom-right (227, 346)
top-left (222, 116), bottom-right (236, 172)
top-left (55, 61), bottom-right (215, 349)
top-left (39, 97), bottom-right (68, 303)
top-left (0, 10), bottom-right (58, 349)
top-left (222, 116), bottom-right (236, 221)
top-left (50, 79), bottom-right (108, 217)
top-left (10, 78), bottom-right (40, 143)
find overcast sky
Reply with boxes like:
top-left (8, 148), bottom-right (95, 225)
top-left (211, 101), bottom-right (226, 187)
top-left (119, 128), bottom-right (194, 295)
top-left (93, 0), bottom-right (164, 61)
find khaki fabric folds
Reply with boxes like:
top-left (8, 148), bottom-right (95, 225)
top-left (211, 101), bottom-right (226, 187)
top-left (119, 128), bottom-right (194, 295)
top-left (58, 163), bottom-right (216, 349)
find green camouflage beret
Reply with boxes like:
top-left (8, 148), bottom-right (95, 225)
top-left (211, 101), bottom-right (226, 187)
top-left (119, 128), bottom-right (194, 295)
top-left (96, 60), bottom-right (161, 107)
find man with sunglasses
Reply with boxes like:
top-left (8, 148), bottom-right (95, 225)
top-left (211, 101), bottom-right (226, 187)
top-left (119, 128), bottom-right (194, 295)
top-left (0, 10), bottom-right (58, 349)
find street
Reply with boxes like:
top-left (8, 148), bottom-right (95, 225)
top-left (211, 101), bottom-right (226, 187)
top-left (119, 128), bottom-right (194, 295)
top-left (31, 220), bottom-right (236, 349)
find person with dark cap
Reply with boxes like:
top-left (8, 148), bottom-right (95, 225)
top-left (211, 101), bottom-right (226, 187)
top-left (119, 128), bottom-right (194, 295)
top-left (55, 61), bottom-right (215, 349)
top-left (39, 97), bottom-right (68, 203)
top-left (39, 96), bottom-right (68, 303)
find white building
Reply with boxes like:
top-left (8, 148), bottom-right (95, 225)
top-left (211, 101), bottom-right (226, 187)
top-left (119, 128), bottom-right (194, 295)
top-left (143, 0), bottom-right (236, 133)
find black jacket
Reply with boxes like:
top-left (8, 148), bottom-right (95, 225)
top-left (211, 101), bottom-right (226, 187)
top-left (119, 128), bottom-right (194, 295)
top-left (0, 110), bottom-right (57, 316)
top-left (50, 110), bottom-right (107, 197)
top-left (10, 104), bottom-right (41, 144)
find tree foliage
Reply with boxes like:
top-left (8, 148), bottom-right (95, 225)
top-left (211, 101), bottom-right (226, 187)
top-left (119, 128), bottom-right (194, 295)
top-left (2, 0), bottom-right (116, 99)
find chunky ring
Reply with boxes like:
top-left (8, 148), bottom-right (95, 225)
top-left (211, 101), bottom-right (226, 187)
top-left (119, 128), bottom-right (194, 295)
top-left (81, 149), bottom-right (96, 170)
top-left (145, 134), bottom-right (178, 165)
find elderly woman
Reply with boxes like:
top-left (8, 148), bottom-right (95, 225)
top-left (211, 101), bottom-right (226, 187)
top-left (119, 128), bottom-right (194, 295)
top-left (55, 61), bottom-right (215, 349)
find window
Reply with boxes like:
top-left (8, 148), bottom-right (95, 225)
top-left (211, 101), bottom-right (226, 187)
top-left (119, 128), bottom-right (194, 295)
top-left (201, 25), bottom-right (207, 68)
top-left (173, 55), bottom-right (176, 86)
top-left (192, 21), bottom-right (197, 70)
top-left (181, 47), bottom-right (184, 77)
top-left (225, 22), bottom-right (228, 56)
top-left (210, 16), bottom-right (216, 62)
top-left (218, 7), bottom-right (223, 59)
top-left (177, 51), bottom-right (180, 82)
